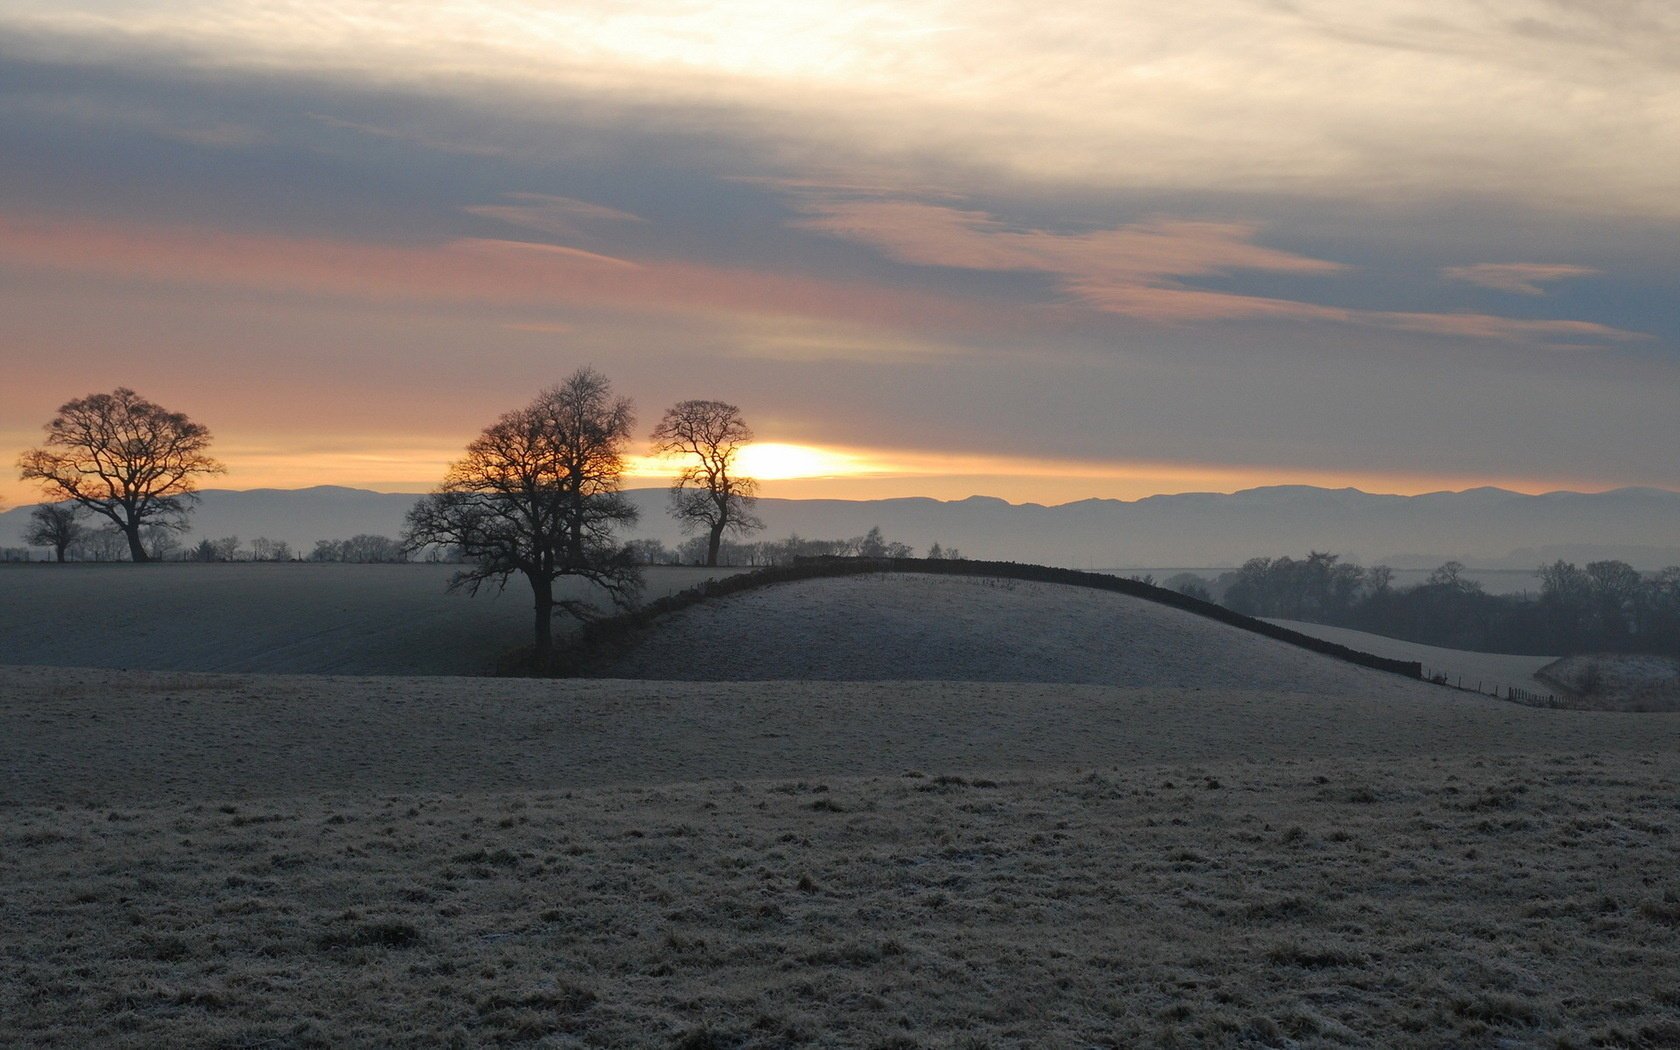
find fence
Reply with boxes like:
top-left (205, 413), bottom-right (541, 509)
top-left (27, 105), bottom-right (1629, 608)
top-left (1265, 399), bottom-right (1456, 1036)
top-left (1421, 664), bottom-right (1558, 707)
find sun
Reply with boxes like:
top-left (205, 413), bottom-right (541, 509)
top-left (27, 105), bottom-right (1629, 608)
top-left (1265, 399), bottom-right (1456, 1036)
top-left (626, 441), bottom-right (874, 483)
top-left (732, 442), bottom-right (867, 480)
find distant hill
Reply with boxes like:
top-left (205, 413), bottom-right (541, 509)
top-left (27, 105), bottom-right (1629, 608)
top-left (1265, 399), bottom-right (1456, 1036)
top-left (3, 484), bottom-right (1677, 569)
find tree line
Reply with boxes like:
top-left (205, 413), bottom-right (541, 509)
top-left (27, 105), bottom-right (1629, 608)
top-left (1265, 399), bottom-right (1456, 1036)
top-left (627, 526), bottom-right (961, 568)
top-left (15, 504), bottom-right (414, 565)
top-left (1184, 553), bottom-right (1680, 657)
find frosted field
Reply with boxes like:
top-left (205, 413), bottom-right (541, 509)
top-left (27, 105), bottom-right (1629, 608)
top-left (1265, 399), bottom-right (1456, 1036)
top-left (601, 574), bottom-right (1434, 696)
top-left (4, 571), bottom-right (1678, 1046)
top-left (1264, 618), bottom-right (1558, 697)
top-left (0, 563), bottom-right (740, 676)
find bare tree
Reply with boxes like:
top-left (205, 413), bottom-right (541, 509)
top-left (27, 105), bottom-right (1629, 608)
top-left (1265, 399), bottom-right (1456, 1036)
top-left (650, 399), bottom-right (764, 567)
top-left (74, 525), bottom-right (131, 562)
top-left (25, 503), bottom-right (85, 562)
top-left (17, 387), bottom-right (223, 562)
top-left (404, 368), bottom-right (642, 667)
top-left (141, 524), bottom-right (184, 561)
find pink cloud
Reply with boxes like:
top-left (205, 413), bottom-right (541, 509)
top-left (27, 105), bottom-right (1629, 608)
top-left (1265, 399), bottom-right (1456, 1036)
top-left (796, 199), bottom-right (1641, 343)
top-left (0, 211), bottom-right (1005, 334)
top-left (798, 202), bottom-right (1343, 282)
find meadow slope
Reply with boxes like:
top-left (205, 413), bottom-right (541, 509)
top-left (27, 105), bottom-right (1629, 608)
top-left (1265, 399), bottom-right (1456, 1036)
top-left (597, 573), bottom-right (1423, 692)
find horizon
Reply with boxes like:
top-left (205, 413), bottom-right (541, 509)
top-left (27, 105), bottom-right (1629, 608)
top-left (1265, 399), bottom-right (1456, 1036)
top-left (9, 477), bottom-right (1680, 516)
top-left (3, 2), bottom-right (1678, 509)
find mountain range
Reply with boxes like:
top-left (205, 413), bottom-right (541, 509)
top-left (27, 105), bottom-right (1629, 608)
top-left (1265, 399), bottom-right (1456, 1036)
top-left (4, 484), bottom-right (1677, 570)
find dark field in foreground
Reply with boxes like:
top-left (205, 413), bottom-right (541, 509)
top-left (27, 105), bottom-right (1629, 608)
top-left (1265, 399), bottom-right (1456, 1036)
top-left (5, 666), bottom-right (1680, 1046)
top-left (5, 755), bottom-right (1678, 1048)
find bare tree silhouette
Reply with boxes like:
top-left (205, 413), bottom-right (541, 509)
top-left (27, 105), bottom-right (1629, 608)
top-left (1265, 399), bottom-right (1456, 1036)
top-left (17, 388), bottom-right (223, 562)
top-left (651, 399), bottom-right (764, 567)
top-left (25, 503), bottom-right (86, 562)
top-left (405, 368), bottom-right (642, 667)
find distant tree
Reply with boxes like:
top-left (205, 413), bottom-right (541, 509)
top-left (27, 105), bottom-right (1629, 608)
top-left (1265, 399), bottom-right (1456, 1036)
top-left (344, 535), bottom-right (406, 563)
top-left (857, 526), bottom-right (887, 558)
top-left (306, 535), bottom-right (405, 562)
top-left (1646, 567), bottom-right (1680, 657)
top-left (211, 536), bottom-right (242, 562)
top-left (251, 537), bottom-right (292, 562)
top-left (141, 523), bottom-right (183, 561)
top-left (1365, 564), bottom-right (1394, 596)
top-left (650, 399), bottom-right (764, 567)
top-left (191, 538), bottom-right (219, 562)
top-left (626, 538), bottom-right (675, 566)
top-left (17, 388), bottom-right (223, 562)
top-left (926, 542), bottom-right (944, 560)
top-left (404, 368), bottom-right (642, 667)
top-left (1586, 559), bottom-right (1644, 641)
top-left (1427, 561), bottom-right (1478, 591)
top-left (74, 525), bottom-right (131, 562)
top-left (25, 503), bottom-right (85, 562)
top-left (1164, 572), bottom-right (1212, 602)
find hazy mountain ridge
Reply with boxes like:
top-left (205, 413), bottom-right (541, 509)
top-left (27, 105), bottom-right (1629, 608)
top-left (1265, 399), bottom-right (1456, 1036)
top-left (4, 484), bottom-right (1676, 569)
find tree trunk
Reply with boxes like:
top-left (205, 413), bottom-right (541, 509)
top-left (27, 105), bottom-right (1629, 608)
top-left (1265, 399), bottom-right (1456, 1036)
top-left (706, 520), bottom-right (725, 567)
top-left (124, 521), bottom-right (150, 562)
top-left (530, 574), bottom-right (555, 670)
top-left (54, 543), bottom-right (67, 563)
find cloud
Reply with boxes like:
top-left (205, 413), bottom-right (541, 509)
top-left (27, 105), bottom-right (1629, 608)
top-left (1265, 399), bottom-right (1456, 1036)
top-left (796, 202), bottom-right (1344, 282)
top-left (308, 113), bottom-right (508, 157)
top-left (1440, 262), bottom-right (1600, 295)
top-left (0, 210), bottom-right (1007, 334)
top-left (500, 321), bottom-right (576, 333)
top-left (0, 92), bottom-right (267, 148)
top-left (463, 193), bottom-right (646, 238)
top-left (795, 199), bottom-right (1643, 343)
top-left (4, 1), bottom-right (1679, 216)
top-left (722, 315), bottom-right (972, 364)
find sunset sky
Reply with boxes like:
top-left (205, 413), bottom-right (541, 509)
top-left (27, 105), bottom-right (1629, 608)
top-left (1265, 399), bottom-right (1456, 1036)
top-left (3, 1), bottom-right (1677, 507)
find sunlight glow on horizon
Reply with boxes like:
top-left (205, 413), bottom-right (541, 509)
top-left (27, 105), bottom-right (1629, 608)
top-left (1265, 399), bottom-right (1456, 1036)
top-left (3, 426), bottom-right (1660, 512)
top-left (0, 437), bottom-right (1628, 510)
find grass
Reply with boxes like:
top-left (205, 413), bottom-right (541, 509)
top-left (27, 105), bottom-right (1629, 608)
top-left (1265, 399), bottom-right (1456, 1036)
top-left (5, 752), bottom-right (1678, 1047)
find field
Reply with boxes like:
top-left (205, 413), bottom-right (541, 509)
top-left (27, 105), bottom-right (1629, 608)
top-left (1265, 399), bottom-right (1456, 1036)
top-left (0, 564), bottom-right (740, 676)
top-left (1538, 653), bottom-right (1680, 712)
top-left (4, 572), bottom-right (1679, 1047)
top-left (1265, 618), bottom-right (1558, 698)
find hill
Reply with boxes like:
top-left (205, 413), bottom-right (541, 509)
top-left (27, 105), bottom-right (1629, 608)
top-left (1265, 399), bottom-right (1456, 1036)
top-left (4, 483), bottom-right (1677, 568)
top-left (598, 572), bottom-right (1435, 698)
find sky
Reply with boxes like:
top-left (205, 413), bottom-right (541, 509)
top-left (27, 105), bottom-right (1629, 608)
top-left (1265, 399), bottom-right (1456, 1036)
top-left (2, 0), bottom-right (1677, 507)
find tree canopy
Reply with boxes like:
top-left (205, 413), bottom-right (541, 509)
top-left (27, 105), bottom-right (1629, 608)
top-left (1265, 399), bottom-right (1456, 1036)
top-left (650, 399), bottom-right (763, 567)
top-left (17, 387), bottom-right (223, 562)
top-left (24, 503), bottom-right (86, 563)
top-left (404, 368), bottom-right (641, 667)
